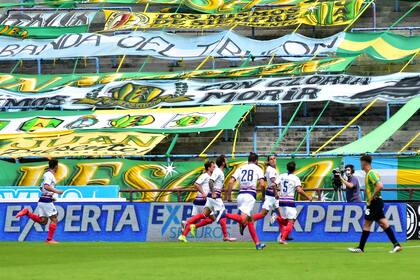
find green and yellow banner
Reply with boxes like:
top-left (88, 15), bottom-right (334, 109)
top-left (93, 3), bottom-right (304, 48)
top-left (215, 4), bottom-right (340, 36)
top-left (338, 32), bottom-right (420, 62)
top-left (0, 131), bottom-right (166, 158)
top-left (104, 0), bottom-right (365, 30)
top-left (0, 57), bottom-right (354, 93)
top-left (0, 157), bottom-right (340, 201)
top-left (0, 105), bottom-right (252, 134)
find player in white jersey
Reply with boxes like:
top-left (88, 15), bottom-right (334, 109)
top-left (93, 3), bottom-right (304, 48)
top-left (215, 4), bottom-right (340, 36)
top-left (252, 155), bottom-right (288, 233)
top-left (16, 159), bottom-right (63, 244)
top-left (277, 161), bottom-right (312, 244)
top-left (226, 152), bottom-right (266, 250)
top-left (178, 156), bottom-right (236, 242)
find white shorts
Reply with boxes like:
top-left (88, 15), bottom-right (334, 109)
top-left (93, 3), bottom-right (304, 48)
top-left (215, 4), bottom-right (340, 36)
top-left (279, 206), bottom-right (297, 220)
top-left (262, 196), bottom-right (279, 211)
top-left (237, 193), bottom-right (256, 217)
top-left (192, 204), bottom-right (204, 216)
top-left (37, 202), bottom-right (58, 217)
top-left (204, 197), bottom-right (225, 213)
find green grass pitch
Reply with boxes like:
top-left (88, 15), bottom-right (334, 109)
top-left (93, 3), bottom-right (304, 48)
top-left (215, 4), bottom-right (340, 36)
top-left (1, 241), bottom-right (419, 280)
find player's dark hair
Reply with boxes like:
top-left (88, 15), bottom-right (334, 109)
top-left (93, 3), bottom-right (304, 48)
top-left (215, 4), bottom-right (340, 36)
top-left (204, 161), bottom-right (214, 171)
top-left (248, 152), bottom-right (258, 163)
top-left (360, 154), bottom-right (372, 164)
top-left (267, 154), bottom-right (275, 162)
top-left (215, 155), bottom-right (226, 168)
top-left (345, 164), bottom-right (355, 174)
top-left (287, 161), bottom-right (296, 173)
top-left (49, 159), bottom-right (58, 169)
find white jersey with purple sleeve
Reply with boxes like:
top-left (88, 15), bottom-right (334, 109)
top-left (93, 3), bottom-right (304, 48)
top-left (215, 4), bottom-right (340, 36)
top-left (39, 170), bottom-right (57, 203)
top-left (209, 167), bottom-right (225, 198)
top-left (193, 172), bottom-right (210, 206)
top-left (232, 163), bottom-right (264, 198)
top-left (264, 165), bottom-right (279, 197)
top-left (277, 173), bottom-right (301, 207)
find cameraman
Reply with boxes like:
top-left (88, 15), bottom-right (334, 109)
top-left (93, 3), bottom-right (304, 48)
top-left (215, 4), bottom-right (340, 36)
top-left (340, 164), bottom-right (362, 203)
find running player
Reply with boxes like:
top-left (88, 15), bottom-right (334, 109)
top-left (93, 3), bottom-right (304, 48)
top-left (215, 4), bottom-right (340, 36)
top-left (252, 155), bottom-right (288, 234)
top-left (226, 152), bottom-right (266, 250)
top-left (15, 159), bottom-right (63, 244)
top-left (277, 161), bottom-right (312, 244)
top-left (348, 155), bottom-right (402, 253)
top-left (178, 156), bottom-right (236, 242)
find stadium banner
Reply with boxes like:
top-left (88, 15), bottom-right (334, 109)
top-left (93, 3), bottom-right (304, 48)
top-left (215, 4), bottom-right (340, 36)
top-left (0, 202), bottom-right (405, 242)
top-left (397, 157), bottom-right (420, 200)
top-left (0, 0), bottom-right (307, 14)
top-left (147, 202), bottom-right (406, 242)
top-left (0, 185), bottom-right (120, 200)
top-left (0, 30), bottom-right (417, 62)
top-left (0, 31), bottom-right (344, 61)
top-left (103, 0), bottom-right (364, 30)
top-left (0, 157), bottom-right (340, 201)
top-left (338, 32), bottom-right (420, 62)
top-left (0, 131), bottom-right (166, 158)
top-left (344, 156), bottom-right (420, 201)
top-left (0, 105), bottom-right (252, 134)
top-left (0, 57), bottom-right (354, 93)
top-left (1, 73), bottom-right (418, 109)
top-left (0, 202), bottom-right (150, 241)
top-left (0, 10), bottom-right (96, 38)
top-left (407, 202), bottom-right (420, 240)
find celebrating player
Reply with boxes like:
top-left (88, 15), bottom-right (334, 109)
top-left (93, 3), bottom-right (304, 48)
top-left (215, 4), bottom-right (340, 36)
top-left (178, 156), bottom-right (236, 242)
top-left (277, 161), bottom-right (312, 244)
top-left (252, 155), bottom-right (288, 236)
top-left (15, 159), bottom-right (63, 244)
top-left (348, 155), bottom-right (402, 253)
top-left (226, 152), bottom-right (266, 250)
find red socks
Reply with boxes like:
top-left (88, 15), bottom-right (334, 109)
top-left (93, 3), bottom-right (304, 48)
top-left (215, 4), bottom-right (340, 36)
top-left (282, 221), bottom-right (294, 241)
top-left (225, 213), bottom-right (243, 223)
top-left (195, 217), bottom-right (213, 229)
top-left (28, 211), bottom-right (42, 223)
top-left (247, 222), bottom-right (260, 244)
top-left (219, 218), bottom-right (228, 239)
top-left (47, 222), bottom-right (56, 241)
top-left (252, 213), bottom-right (264, 221)
top-left (182, 213), bottom-right (206, 236)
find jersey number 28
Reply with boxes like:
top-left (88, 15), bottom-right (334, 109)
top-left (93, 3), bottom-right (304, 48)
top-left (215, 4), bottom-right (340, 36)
top-left (241, 169), bottom-right (254, 182)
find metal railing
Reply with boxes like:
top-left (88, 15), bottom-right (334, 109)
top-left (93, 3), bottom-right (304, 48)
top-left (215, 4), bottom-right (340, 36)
top-left (351, 26), bottom-right (420, 36)
top-left (253, 125), bottom-right (363, 155)
top-left (119, 187), bottom-right (420, 202)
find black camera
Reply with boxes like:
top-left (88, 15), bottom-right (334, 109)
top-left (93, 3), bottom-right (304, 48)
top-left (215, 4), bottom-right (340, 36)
top-left (332, 168), bottom-right (344, 191)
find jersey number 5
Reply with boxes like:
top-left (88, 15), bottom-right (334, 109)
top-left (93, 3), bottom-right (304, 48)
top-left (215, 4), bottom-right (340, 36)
top-left (282, 180), bottom-right (288, 193)
top-left (241, 170), bottom-right (254, 182)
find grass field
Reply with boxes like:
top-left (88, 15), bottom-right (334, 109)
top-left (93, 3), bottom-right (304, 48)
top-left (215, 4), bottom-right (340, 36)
top-left (1, 241), bottom-right (419, 280)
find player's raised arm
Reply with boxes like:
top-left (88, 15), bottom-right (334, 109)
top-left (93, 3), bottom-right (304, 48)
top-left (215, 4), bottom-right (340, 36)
top-left (296, 185), bottom-right (312, 201)
top-left (259, 178), bottom-right (265, 201)
top-left (226, 176), bottom-right (236, 202)
top-left (272, 177), bottom-right (279, 199)
top-left (194, 182), bottom-right (206, 198)
top-left (43, 183), bottom-right (63, 195)
top-left (369, 178), bottom-right (384, 205)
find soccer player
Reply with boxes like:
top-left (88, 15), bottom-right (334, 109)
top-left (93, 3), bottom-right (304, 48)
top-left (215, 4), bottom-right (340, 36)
top-left (178, 156), bottom-right (236, 242)
top-left (277, 161), bottom-right (312, 244)
top-left (348, 155), bottom-right (402, 253)
top-left (225, 152), bottom-right (266, 250)
top-left (252, 155), bottom-right (288, 235)
top-left (15, 159), bottom-right (63, 244)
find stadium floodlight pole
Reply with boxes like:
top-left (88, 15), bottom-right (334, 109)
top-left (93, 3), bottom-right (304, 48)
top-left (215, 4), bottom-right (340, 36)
top-left (312, 99), bottom-right (378, 155)
top-left (398, 132), bottom-right (420, 153)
